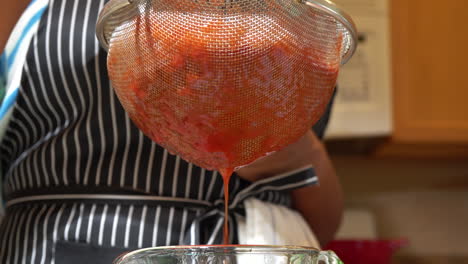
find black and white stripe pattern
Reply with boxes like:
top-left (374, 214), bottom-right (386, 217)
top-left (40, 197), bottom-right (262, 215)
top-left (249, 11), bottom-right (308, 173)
top-left (0, 163), bottom-right (316, 263)
top-left (1, 202), bottom-right (201, 263)
top-left (0, 0), bottom-right (320, 263)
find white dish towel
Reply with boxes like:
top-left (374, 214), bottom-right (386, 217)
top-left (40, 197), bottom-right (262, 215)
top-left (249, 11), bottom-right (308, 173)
top-left (237, 198), bottom-right (321, 249)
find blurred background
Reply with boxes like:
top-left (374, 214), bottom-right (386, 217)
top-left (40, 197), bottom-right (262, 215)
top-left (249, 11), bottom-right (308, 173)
top-left (323, 0), bottom-right (468, 263)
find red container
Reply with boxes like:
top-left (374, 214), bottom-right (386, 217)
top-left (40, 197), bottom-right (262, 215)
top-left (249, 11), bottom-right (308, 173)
top-left (324, 239), bottom-right (408, 264)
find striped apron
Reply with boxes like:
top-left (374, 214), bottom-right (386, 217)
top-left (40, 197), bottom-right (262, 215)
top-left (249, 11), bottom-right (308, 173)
top-left (0, 0), bottom-right (327, 263)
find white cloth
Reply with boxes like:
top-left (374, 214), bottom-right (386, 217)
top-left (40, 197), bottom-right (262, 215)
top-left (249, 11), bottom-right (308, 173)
top-left (237, 198), bottom-right (321, 249)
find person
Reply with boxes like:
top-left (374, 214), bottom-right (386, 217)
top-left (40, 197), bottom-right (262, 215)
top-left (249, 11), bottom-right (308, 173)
top-left (0, 0), bottom-right (343, 263)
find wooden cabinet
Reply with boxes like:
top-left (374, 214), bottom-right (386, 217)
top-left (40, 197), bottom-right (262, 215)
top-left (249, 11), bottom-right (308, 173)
top-left (391, 0), bottom-right (468, 143)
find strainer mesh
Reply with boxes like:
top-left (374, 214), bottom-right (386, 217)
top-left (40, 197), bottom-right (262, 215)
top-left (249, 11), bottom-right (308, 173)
top-left (106, 0), bottom-right (345, 171)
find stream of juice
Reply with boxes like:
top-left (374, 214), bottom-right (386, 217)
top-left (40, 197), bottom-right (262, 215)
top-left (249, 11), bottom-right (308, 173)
top-left (219, 168), bottom-right (234, 245)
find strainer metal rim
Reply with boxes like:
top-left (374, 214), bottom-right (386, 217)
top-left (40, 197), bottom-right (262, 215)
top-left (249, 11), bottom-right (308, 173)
top-left (95, 0), bottom-right (358, 64)
top-left (304, 0), bottom-right (358, 64)
top-left (96, 0), bottom-right (131, 52)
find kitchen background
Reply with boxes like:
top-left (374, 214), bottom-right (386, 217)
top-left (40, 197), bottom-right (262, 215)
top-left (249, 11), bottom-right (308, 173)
top-left (324, 0), bottom-right (468, 263)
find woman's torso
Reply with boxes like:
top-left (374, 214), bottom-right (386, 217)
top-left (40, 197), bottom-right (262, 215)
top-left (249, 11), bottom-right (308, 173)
top-left (0, 0), bottom-right (316, 263)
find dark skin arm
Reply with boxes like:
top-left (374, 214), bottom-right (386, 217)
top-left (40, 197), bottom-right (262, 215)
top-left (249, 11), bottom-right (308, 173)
top-left (236, 130), bottom-right (343, 246)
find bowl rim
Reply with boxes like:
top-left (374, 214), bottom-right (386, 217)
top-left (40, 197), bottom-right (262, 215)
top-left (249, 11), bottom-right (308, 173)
top-left (114, 245), bottom-right (325, 263)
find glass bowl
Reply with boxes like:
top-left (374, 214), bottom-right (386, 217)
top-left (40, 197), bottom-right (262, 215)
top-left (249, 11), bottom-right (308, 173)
top-left (114, 245), bottom-right (343, 264)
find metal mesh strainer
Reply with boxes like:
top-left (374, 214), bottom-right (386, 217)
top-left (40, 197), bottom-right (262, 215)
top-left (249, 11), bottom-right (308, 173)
top-left (96, 0), bottom-right (357, 172)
